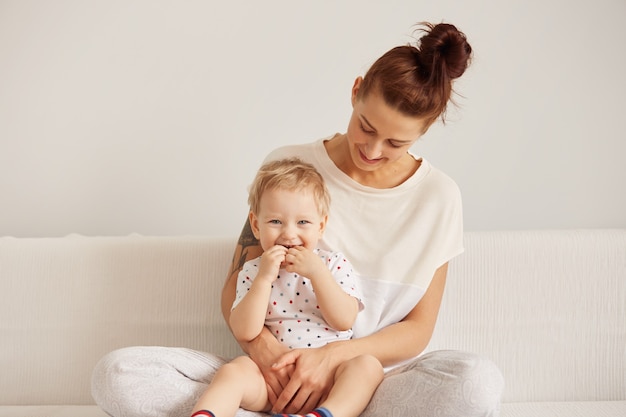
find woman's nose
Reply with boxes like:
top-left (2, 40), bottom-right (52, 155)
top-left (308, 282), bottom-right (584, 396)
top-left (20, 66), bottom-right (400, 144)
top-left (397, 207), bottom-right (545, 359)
top-left (364, 140), bottom-right (383, 159)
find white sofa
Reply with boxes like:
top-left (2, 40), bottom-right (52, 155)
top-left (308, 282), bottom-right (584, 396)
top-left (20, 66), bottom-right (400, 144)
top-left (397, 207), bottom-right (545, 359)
top-left (1, 230), bottom-right (624, 417)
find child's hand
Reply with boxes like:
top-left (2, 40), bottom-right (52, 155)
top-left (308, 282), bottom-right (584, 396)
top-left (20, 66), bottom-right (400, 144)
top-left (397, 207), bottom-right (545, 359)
top-left (284, 246), bottom-right (325, 280)
top-left (257, 245), bottom-right (288, 283)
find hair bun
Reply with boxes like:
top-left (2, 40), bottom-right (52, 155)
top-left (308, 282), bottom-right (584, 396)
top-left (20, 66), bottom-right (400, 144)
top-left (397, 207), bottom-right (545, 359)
top-left (417, 22), bottom-right (472, 81)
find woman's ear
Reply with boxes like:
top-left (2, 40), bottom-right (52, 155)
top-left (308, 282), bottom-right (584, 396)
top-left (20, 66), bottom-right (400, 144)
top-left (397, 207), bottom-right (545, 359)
top-left (249, 211), bottom-right (261, 240)
top-left (351, 76), bottom-right (363, 106)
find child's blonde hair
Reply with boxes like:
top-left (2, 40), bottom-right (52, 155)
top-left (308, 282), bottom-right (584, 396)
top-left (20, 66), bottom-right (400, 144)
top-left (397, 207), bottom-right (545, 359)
top-left (248, 158), bottom-right (330, 217)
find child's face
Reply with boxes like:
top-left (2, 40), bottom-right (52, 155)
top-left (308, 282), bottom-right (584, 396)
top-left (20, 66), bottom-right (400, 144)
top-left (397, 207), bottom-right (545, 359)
top-left (249, 187), bottom-right (327, 252)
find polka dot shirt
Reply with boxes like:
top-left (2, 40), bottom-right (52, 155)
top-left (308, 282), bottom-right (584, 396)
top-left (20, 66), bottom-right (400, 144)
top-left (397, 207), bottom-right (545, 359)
top-left (233, 249), bottom-right (363, 349)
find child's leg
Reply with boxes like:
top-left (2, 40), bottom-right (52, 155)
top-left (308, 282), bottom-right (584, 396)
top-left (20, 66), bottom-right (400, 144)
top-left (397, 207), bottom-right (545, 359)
top-left (318, 354), bottom-right (384, 417)
top-left (191, 355), bottom-right (270, 417)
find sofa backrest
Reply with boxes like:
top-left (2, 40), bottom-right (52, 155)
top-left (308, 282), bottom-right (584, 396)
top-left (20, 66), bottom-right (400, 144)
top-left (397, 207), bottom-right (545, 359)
top-left (0, 235), bottom-right (242, 405)
top-left (1, 230), bottom-right (624, 405)
top-left (428, 229), bottom-right (626, 402)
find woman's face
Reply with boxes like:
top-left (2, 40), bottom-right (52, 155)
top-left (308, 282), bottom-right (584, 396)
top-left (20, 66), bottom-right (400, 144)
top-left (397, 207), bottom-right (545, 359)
top-left (346, 78), bottom-right (429, 172)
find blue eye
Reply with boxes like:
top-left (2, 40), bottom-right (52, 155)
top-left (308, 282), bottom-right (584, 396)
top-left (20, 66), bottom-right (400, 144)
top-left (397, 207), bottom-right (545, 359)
top-left (269, 219), bottom-right (281, 224)
top-left (298, 220), bottom-right (311, 225)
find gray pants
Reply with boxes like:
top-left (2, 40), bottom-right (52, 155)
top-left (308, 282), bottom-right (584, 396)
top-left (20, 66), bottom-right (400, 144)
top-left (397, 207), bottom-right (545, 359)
top-left (91, 347), bottom-right (504, 417)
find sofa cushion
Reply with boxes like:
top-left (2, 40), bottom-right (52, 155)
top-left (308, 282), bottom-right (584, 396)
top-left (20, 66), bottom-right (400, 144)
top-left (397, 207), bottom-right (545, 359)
top-left (1, 401), bottom-right (624, 417)
top-left (0, 406), bottom-right (108, 417)
top-left (500, 401), bottom-right (626, 417)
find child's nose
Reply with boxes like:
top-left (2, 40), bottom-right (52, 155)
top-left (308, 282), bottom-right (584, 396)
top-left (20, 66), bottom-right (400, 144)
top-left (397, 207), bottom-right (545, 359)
top-left (281, 224), bottom-right (297, 239)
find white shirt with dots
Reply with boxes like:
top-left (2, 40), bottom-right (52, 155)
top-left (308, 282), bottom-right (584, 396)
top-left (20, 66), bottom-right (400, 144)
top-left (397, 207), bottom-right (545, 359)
top-left (232, 248), bottom-right (363, 349)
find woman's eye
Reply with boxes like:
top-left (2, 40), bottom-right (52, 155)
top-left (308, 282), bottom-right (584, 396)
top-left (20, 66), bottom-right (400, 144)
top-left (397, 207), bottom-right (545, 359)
top-left (360, 123), bottom-right (375, 135)
top-left (389, 141), bottom-right (403, 148)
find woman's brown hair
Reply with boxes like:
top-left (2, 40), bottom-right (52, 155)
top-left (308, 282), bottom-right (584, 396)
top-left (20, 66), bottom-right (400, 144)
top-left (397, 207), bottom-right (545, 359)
top-left (357, 22), bottom-right (473, 128)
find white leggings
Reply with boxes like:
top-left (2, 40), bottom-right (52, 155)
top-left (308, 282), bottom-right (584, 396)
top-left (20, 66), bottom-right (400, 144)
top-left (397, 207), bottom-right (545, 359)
top-left (91, 347), bottom-right (504, 417)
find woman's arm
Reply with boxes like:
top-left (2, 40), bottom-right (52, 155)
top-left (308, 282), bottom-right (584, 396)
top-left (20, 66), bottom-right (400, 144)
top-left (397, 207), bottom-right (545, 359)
top-left (221, 219), bottom-right (263, 327)
top-left (270, 262), bottom-right (449, 413)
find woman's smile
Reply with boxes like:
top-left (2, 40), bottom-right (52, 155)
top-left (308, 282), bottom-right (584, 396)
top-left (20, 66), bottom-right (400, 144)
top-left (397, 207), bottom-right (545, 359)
top-left (358, 148), bottom-right (383, 165)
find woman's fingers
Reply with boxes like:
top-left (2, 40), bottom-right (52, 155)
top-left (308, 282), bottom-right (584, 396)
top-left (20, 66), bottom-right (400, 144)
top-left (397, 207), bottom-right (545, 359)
top-left (265, 365), bottom-right (288, 404)
top-left (271, 347), bottom-right (337, 414)
top-left (271, 349), bottom-right (299, 370)
top-left (289, 389), bottom-right (322, 415)
top-left (272, 377), bottom-right (300, 413)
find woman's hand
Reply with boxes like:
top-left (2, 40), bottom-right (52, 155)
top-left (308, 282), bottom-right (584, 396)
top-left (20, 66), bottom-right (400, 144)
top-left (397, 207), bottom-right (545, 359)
top-left (270, 344), bottom-right (342, 414)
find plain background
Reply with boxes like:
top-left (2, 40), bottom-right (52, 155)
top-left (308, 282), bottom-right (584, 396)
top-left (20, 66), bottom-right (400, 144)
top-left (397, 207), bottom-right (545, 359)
top-left (1, 0), bottom-right (625, 238)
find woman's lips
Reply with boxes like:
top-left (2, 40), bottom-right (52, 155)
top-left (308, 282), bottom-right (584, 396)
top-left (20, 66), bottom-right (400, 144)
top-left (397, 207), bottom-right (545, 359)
top-left (359, 149), bottom-right (381, 165)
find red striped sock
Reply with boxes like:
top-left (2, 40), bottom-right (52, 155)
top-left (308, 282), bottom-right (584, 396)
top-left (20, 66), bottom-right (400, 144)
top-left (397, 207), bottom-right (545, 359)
top-left (272, 408), bottom-right (332, 417)
top-left (309, 408), bottom-right (332, 417)
top-left (191, 411), bottom-right (215, 417)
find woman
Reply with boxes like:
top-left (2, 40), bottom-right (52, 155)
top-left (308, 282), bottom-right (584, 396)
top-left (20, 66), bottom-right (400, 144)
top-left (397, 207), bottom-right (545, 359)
top-left (92, 21), bottom-right (504, 417)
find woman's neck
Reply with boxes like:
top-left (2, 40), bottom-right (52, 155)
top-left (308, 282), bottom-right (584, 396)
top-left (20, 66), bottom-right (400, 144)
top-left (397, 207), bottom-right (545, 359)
top-left (324, 134), bottom-right (420, 189)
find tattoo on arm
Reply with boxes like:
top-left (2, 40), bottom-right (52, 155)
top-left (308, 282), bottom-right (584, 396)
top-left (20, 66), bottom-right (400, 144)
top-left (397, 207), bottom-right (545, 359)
top-left (230, 219), bottom-right (259, 276)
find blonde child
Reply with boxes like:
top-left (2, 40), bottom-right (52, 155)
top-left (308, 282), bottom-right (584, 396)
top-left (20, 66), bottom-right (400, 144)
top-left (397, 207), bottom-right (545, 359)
top-left (190, 158), bottom-right (383, 417)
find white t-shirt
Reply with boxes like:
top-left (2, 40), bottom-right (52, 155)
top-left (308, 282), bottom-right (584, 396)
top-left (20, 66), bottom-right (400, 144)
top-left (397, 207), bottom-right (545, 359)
top-left (263, 137), bottom-right (464, 340)
top-left (232, 249), bottom-right (363, 349)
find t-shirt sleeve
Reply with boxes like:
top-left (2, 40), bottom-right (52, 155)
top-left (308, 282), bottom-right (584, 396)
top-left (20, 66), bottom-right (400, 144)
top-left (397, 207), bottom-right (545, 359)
top-left (231, 260), bottom-right (259, 310)
top-left (323, 251), bottom-right (365, 311)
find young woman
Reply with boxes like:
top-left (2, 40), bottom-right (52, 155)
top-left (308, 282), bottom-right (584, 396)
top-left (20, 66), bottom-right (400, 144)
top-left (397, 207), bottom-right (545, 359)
top-left (92, 21), bottom-right (504, 417)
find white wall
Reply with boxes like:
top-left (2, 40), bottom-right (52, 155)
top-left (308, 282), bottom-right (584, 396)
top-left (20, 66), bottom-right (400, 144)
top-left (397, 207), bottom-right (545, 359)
top-left (1, 0), bottom-right (625, 237)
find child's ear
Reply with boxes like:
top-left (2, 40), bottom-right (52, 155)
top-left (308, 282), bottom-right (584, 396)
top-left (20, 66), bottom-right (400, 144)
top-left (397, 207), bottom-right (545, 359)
top-left (319, 215), bottom-right (328, 236)
top-left (249, 211), bottom-right (261, 240)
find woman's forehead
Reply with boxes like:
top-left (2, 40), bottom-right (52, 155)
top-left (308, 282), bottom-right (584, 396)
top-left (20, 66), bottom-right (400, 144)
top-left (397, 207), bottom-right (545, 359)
top-left (357, 92), bottom-right (429, 138)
